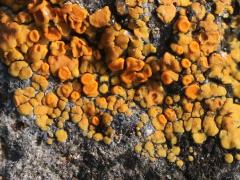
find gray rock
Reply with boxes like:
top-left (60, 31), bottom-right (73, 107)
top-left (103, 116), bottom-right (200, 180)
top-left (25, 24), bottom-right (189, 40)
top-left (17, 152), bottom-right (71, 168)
top-left (1, 1), bottom-right (240, 180)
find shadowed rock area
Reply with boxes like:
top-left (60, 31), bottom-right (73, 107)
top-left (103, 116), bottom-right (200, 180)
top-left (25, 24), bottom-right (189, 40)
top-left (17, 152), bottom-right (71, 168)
top-left (0, 0), bottom-right (240, 180)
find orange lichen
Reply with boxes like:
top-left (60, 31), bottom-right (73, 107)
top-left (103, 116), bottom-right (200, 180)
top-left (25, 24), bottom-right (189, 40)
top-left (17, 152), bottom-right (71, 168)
top-left (44, 26), bottom-right (62, 41)
top-left (161, 70), bottom-right (178, 85)
top-left (40, 63), bottom-right (50, 74)
top-left (191, 2), bottom-right (206, 20)
top-left (34, 105), bottom-right (49, 115)
top-left (29, 44), bottom-right (48, 62)
top-left (70, 36), bottom-right (92, 58)
top-left (45, 92), bottom-right (58, 108)
top-left (164, 108), bottom-right (177, 122)
top-left (58, 66), bottom-right (72, 81)
top-left (120, 71), bottom-right (135, 85)
top-left (15, 11), bottom-right (32, 23)
top-left (32, 74), bottom-right (49, 90)
top-left (185, 84), bottom-right (200, 100)
top-left (55, 129), bottom-right (68, 143)
top-left (81, 73), bottom-right (95, 85)
top-left (1, 0), bottom-right (239, 165)
top-left (28, 29), bottom-right (40, 43)
top-left (70, 91), bottom-right (80, 102)
top-left (189, 41), bottom-right (200, 53)
top-left (83, 81), bottom-right (99, 97)
top-left (181, 58), bottom-right (191, 69)
top-left (64, 4), bottom-right (89, 34)
top-left (48, 55), bottom-right (79, 76)
top-left (89, 6), bottom-right (111, 28)
top-left (108, 58), bottom-right (125, 72)
top-left (182, 75), bottom-right (194, 86)
top-left (170, 44), bottom-right (184, 55)
top-left (60, 83), bottom-right (73, 98)
top-left (157, 114), bottom-right (167, 125)
top-left (50, 41), bottom-right (66, 56)
top-left (126, 57), bottom-right (145, 71)
top-left (156, 4), bottom-right (176, 24)
top-left (177, 16), bottom-right (191, 33)
top-left (9, 61), bottom-right (33, 80)
top-left (91, 116), bottom-right (100, 126)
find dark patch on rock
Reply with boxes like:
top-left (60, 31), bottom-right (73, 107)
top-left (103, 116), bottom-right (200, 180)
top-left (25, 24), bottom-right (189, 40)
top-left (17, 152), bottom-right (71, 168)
top-left (144, 168), bottom-right (161, 180)
top-left (11, 121), bottom-right (27, 132)
top-left (6, 142), bottom-right (23, 162)
top-left (164, 82), bottom-right (183, 95)
top-left (225, 84), bottom-right (233, 98)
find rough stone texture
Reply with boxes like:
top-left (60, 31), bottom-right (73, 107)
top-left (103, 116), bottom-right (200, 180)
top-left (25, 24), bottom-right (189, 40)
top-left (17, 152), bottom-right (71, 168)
top-left (0, 0), bottom-right (240, 180)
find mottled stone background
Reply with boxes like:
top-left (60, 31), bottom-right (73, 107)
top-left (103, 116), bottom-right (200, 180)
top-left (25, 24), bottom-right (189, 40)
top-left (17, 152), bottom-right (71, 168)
top-left (1, 0), bottom-right (240, 179)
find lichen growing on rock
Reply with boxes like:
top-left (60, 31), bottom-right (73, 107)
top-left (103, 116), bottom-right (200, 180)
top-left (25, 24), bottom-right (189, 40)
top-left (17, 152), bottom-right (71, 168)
top-left (0, 0), bottom-right (240, 172)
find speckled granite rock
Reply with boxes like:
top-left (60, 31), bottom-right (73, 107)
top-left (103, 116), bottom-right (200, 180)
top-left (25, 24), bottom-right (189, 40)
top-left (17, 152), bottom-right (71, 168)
top-left (0, 1), bottom-right (240, 180)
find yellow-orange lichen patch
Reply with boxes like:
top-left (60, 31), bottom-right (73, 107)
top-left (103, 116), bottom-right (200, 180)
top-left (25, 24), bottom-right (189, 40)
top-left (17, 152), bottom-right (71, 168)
top-left (170, 43), bottom-right (184, 55)
top-left (178, 0), bottom-right (191, 7)
top-left (58, 66), bottom-right (72, 81)
top-left (185, 84), bottom-right (200, 100)
top-left (151, 131), bottom-right (166, 144)
top-left (203, 115), bottom-right (219, 137)
top-left (108, 58), bottom-right (125, 72)
top-left (95, 97), bottom-right (108, 109)
top-left (70, 36), bottom-right (92, 58)
top-left (45, 92), bottom-right (59, 108)
top-left (48, 55), bottom-right (79, 77)
top-left (35, 115), bottom-right (50, 131)
top-left (9, 61), bottom-right (33, 80)
top-left (70, 91), bottom-right (80, 102)
top-left (3, 48), bottom-right (24, 66)
top-left (161, 70), bottom-right (178, 85)
top-left (13, 93), bottom-right (28, 107)
top-left (28, 29), bottom-right (40, 43)
top-left (89, 6), bottom-right (111, 28)
top-left (91, 116), bottom-right (100, 126)
top-left (177, 16), bottom-right (191, 33)
top-left (181, 58), bottom-right (191, 68)
top-left (83, 81), bottom-right (99, 97)
top-left (191, 2), bottom-right (206, 20)
top-left (15, 11), bottom-right (33, 24)
top-left (78, 114), bottom-right (89, 131)
top-left (128, 6), bottom-right (143, 19)
top-left (192, 132), bottom-right (206, 144)
top-left (120, 71), bottom-right (135, 85)
top-left (34, 105), bottom-right (49, 115)
top-left (50, 41), bottom-right (66, 56)
top-left (32, 75), bottom-right (49, 90)
top-left (17, 102), bottom-right (33, 116)
top-left (156, 4), bottom-right (176, 24)
top-left (164, 108), bottom-right (177, 122)
top-left (198, 83), bottom-right (227, 100)
top-left (126, 57), bottom-right (145, 72)
top-left (157, 114), bottom-right (167, 126)
top-left (115, 33), bottom-right (129, 50)
top-left (39, 62), bottom-right (50, 76)
top-left (224, 153), bottom-right (234, 164)
top-left (133, 20), bottom-right (149, 40)
top-left (28, 44), bottom-right (48, 62)
top-left (189, 41), bottom-right (200, 53)
top-left (55, 129), bottom-right (68, 143)
top-left (161, 52), bottom-right (181, 73)
top-left (182, 75), bottom-right (194, 86)
top-left (220, 128), bottom-right (240, 149)
top-left (81, 73), bottom-right (95, 85)
top-left (62, 3), bottom-right (88, 34)
top-left (1, 0), bottom-right (240, 165)
top-left (59, 83), bottom-right (73, 98)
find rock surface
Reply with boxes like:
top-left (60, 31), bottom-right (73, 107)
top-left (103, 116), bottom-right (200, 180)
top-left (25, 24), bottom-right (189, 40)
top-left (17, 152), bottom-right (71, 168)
top-left (0, 0), bottom-right (240, 180)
